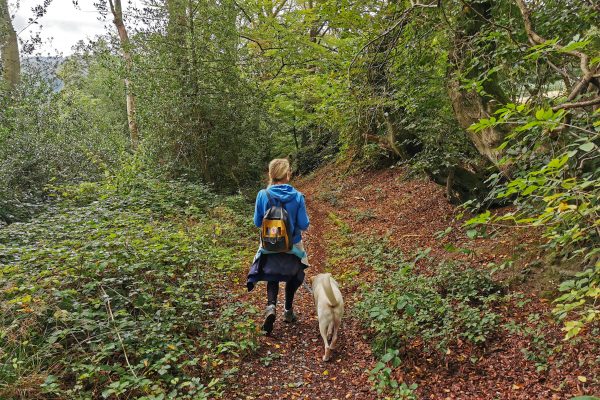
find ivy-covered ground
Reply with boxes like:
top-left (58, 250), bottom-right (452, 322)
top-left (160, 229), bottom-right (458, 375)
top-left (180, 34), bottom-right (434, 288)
top-left (0, 178), bottom-right (259, 399)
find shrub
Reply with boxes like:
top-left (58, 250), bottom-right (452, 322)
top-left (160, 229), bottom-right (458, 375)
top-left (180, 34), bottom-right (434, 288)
top-left (356, 261), bottom-right (504, 356)
top-left (468, 104), bottom-right (600, 338)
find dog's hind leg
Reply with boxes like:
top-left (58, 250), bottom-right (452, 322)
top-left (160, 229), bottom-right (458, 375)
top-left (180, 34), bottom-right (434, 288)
top-left (329, 323), bottom-right (339, 351)
top-left (319, 321), bottom-right (332, 362)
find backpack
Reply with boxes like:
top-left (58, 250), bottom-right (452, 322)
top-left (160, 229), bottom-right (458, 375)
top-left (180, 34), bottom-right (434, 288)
top-left (260, 190), bottom-right (292, 252)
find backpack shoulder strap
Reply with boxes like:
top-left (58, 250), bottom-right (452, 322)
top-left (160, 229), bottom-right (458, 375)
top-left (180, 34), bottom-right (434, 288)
top-left (265, 189), bottom-right (281, 207)
top-left (265, 189), bottom-right (273, 207)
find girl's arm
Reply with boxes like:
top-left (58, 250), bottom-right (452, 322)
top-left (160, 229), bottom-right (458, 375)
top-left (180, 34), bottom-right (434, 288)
top-left (296, 195), bottom-right (310, 230)
top-left (253, 190), bottom-right (264, 227)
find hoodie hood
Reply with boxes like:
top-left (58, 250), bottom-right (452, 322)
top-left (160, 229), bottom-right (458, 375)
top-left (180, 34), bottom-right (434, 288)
top-left (267, 184), bottom-right (300, 203)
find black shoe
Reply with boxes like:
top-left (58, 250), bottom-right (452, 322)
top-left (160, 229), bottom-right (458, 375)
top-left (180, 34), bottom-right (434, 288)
top-left (262, 304), bottom-right (276, 333)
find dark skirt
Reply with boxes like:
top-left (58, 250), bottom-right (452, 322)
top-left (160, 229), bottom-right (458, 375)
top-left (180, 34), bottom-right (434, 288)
top-left (246, 252), bottom-right (308, 291)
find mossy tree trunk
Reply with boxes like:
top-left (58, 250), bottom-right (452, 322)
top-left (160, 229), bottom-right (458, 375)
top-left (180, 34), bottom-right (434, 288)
top-left (447, 0), bottom-right (509, 167)
top-left (108, 0), bottom-right (140, 151)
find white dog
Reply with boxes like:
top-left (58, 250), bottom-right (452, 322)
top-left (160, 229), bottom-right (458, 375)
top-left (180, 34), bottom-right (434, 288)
top-left (310, 273), bottom-right (344, 361)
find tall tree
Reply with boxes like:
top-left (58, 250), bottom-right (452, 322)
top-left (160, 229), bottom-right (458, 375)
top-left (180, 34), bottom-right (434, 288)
top-left (0, 0), bottom-right (20, 88)
top-left (108, 0), bottom-right (140, 150)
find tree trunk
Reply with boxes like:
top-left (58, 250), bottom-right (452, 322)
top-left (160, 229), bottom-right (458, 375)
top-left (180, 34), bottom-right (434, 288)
top-left (447, 79), bottom-right (506, 165)
top-left (167, 0), bottom-right (189, 82)
top-left (108, 0), bottom-right (140, 151)
top-left (447, 0), bottom-right (509, 167)
top-left (427, 163), bottom-right (491, 205)
top-left (0, 0), bottom-right (20, 88)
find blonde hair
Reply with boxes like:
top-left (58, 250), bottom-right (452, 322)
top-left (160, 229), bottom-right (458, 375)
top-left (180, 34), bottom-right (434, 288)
top-left (269, 158), bottom-right (291, 184)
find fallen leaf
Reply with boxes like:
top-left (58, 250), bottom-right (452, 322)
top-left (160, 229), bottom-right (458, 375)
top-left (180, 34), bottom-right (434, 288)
top-left (577, 375), bottom-right (587, 383)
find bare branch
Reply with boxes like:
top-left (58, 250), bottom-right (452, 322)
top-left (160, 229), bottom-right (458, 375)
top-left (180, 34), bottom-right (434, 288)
top-left (240, 34), bottom-right (265, 52)
top-left (552, 96), bottom-right (600, 111)
top-left (546, 59), bottom-right (572, 89)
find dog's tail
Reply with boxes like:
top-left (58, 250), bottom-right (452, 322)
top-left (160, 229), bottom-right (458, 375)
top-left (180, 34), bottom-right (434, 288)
top-left (323, 274), bottom-right (339, 307)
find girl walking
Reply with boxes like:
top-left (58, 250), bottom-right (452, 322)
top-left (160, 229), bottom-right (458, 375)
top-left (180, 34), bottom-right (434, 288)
top-left (246, 159), bottom-right (310, 333)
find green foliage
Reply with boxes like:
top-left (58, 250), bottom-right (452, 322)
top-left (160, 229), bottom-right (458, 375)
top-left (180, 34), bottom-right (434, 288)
top-left (1, 1), bottom-right (599, 389)
top-left (468, 101), bottom-right (599, 337)
top-left (504, 314), bottom-right (561, 372)
top-left (455, 0), bottom-right (599, 337)
top-left (356, 252), bottom-right (504, 357)
top-left (369, 349), bottom-right (417, 399)
top-left (554, 264), bottom-right (600, 340)
top-left (239, 0), bottom-right (477, 173)
top-left (0, 178), bottom-right (258, 398)
top-left (570, 397), bottom-right (600, 400)
top-left (131, 0), bottom-right (269, 191)
top-left (0, 69), bottom-right (125, 223)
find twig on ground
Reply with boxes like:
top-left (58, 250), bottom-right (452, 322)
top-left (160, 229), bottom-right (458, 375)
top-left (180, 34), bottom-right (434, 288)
top-left (100, 285), bottom-right (137, 378)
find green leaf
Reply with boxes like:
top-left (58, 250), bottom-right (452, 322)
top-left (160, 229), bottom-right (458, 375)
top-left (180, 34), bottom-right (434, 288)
top-left (535, 109), bottom-right (545, 120)
top-left (569, 397), bottom-right (600, 400)
top-left (578, 142), bottom-right (596, 152)
top-left (381, 351), bottom-right (396, 363)
top-left (521, 185), bottom-right (538, 196)
top-left (563, 320), bottom-right (583, 340)
top-left (559, 39), bottom-right (591, 53)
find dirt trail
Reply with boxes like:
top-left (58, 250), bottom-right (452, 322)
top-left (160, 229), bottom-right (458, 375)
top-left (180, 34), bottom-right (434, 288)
top-left (227, 190), bottom-right (376, 399)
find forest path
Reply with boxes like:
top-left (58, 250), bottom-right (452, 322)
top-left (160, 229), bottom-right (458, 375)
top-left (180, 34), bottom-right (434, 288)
top-left (226, 187), bottom-right (376, 399)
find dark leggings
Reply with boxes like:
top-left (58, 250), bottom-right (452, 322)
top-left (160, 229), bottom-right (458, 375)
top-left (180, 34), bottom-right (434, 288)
top-left (267, 280), bottom-right (302, 310)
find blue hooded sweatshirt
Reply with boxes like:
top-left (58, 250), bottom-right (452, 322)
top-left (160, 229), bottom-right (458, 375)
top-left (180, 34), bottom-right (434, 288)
top-left (254, 184), bottom-right (309, 245)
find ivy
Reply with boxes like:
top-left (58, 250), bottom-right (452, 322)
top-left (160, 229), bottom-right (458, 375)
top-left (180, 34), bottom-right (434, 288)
top-left (0, 178), bottom-right (259, 398)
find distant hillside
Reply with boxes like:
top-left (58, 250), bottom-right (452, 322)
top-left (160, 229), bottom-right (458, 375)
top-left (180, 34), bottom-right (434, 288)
top-left (21, 56), bottom-right (65, 91)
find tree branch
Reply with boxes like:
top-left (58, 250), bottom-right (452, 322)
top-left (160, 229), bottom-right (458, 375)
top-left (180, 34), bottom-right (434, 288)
top-left (349, 3), bottom-right (438, 73)
top-left (240, 34), bottom-right (265, 52)
top-left (514, 0), bottom-right (596, 101)
top-left (552, 96), bottom-right (600, 111)
top-left (546, 59), bottom-right (572, 89)
top-left (232, 0), bottom-right (253, 24)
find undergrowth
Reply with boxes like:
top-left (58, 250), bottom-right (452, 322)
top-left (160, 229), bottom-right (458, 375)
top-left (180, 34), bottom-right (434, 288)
top-left (319, 212), bottom-right (506, 398)
top-left (0, 177), bottom-right (258, 399)
top-left (356, 256), bottom-right (504, 357)
top-left (353, 239), bottom-right (504, 398)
